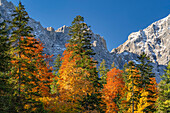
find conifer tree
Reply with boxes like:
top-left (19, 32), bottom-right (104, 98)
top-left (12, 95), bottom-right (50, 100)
top-left (10, 1), bottom-right (33, 97)
top-left (9, 2), bottom-right (35, 112)
top-left (98, 59), bottom-right (109, 84)
top-left (136, 52), bottom-right (158, 112)
top-left (124, 61), bottom-right (141, 113)
top-left (68, 15), bottom-right (103, 112)
top-left (53, 54), bottom-right (61, 75)
top-left (51, 54), bottom-right (61, 94)
top-left (0, 18), bottom-right (11, 72)
top-left (9, 2), bottom-right (52, 112)
top-left (0, 16), bottom-right (17, 113)
top-left (58, 15), bottom-right (103, 112)
top-left (157, 61), bottom-right (170, 113)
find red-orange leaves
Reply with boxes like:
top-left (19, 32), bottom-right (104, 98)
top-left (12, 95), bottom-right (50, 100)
top-left (11, 36), bottom-right (54, 98)
top-left (102, 68), bottom-right (125, 113)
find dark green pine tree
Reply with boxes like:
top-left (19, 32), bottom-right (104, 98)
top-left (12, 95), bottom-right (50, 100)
top-left (136, 52), bottom-right (157, 112)
top-left (119, 62), bottom-right (129, 113)
top-left (0, 16), bottom-right (17, 113)
top-left (67, 15), bottom-right (104, 112)
top-left (51, 54), bottom-right (61, 94)
top-left (157, 61), bottom-right (170, 113)
top-left (53, 54), bottom-right (61, 75)
top-left (0, 19), bottom-right (11, 73)
top-left (137, 52), bottom-right (155, 88)
top-left (9, 2), bottom-right (45, 112)
top-left (10, 1), bottom-right (33, 95)
top-left (98, 59), bottom-right (109, 85)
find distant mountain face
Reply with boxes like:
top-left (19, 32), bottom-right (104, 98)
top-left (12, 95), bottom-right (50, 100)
top-left (0, 0), bottom-right (169, 82)
top-left (0, 0), bottom-right (113, 67)
top-left (111, 15), bottom-right (170, 82)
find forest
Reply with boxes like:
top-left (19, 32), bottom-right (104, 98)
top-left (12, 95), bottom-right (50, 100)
top-left (0, 2), bottom-right (169, 113)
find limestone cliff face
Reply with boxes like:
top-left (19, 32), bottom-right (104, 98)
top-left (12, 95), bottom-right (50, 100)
top-left (111, 15), bottom-right (170, 82)
top-left (0, 0), bottom-right (169, 82)
top-left (112, 15), bottom-right (170, 65)
top-left (0, 0), bottom-right (112, 67)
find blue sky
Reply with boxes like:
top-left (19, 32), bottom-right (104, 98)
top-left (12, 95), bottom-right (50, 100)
top-left (8, 0), bottom-right (170, 51)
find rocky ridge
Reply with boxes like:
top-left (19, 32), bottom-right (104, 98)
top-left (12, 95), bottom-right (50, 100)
top-left (0, 0), bottom-right (169, 82)
top-left (111, 15), bottom-right (170, 82)
top-left (0, 0), bottom-right (112, 67)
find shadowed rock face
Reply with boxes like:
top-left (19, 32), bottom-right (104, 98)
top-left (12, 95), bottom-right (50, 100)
top-left (1, 0), bottom-right (169, 82)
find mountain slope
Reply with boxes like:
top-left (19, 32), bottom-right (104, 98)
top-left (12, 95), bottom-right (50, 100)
top-left (0, 0), bottom-right (169, 82)
top-left (111, 15), bottom-right (170, 82)
top-left (0, 0), bottom-right (113, 67)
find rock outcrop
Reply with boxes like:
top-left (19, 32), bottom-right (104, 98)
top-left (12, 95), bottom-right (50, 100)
top-left (0, 0), bottom-right (169, 82)
top-left (111, 15), bottom-right (170, 82)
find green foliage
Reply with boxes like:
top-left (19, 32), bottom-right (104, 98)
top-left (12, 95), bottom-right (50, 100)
top-left (67, 15), bottom-right (103, 112)
top-left (51, 54), bottom-right (61, 94)
top-left (98, 59), bottom-right (109, 85)
top-left (53, 54), bottom-right (61, 74)
top-left (137, 52), bottom-right (155, 88)
top-left (124, 61), bottom-right (141, 113)
top-left (0, 15), bottom-right (16, 112)
top-left (0, 16), bottom-right (11, 72)
top-left (157, 61), bottom-right (170, 113)
top-left (8, 2), bottom-right (45, 112)
top-left (137, 52), bottom-right (157, 112)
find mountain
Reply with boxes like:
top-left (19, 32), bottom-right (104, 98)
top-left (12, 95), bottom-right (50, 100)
top-left (0, 0), bottom-right (113, 67)
top-left (111, 15), bottom-right (170, 82)
top-left (0, 0), bottom-right (169, 82)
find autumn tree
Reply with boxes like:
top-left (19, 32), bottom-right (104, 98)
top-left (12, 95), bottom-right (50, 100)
top-left (123, 61), bottom-right (141, 113)
top-left (157, 61), bottom-right (170, 113)
top-left (10, 36), bottom-right (54, 112)
top-left (9, 2), bottom-right (53, 112)
top-left (57, 15), bottom-right (103, 112)
top-left (102, 67), bottom-right (125, 113)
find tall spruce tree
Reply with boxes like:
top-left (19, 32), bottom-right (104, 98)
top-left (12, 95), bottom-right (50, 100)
top-left (9, 2), bottom-right (47, 112)
top-left (136, 52), bottom-right (157, 112)
top-left (10, 1), bottom-right (33, 96)
top-left (157, 61), bottom-right (170, 113)
top-left (0, 16), bottom-right (17, 113)
top-left (69, 15), bottom-right (103, 112)
top-left (58, 15), bottom-right (103, 112)
top-left (0, 19), bottom-right (11, 72)
top-left (124, 61), bottom-right (141, 113)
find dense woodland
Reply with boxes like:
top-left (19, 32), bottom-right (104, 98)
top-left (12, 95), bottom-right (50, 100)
top-left (0, 2), bottom-right (169, 113)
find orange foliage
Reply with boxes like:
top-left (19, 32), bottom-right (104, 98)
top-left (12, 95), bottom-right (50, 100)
top-left (55, 44), bottom-right (96, 111)
top-left (102, 67), bottom-right (125, 113)
top-left (11, 37), bottom-right (54, 110)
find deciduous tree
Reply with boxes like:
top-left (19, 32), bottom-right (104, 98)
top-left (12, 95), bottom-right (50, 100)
top-left (102, 67), bottom-right (125, 113)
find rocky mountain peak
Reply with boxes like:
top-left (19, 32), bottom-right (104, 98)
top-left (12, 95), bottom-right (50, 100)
top-left (46, 27), bottom-right (55, 32)
top-left (0, 0), bottom-right (169, 83)
top-left (112, 14), bottom-right (170, 65)
top-left (55, 25), bottom-right (69, 34)
top-left (110, 14), bottom-right (170, 82)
